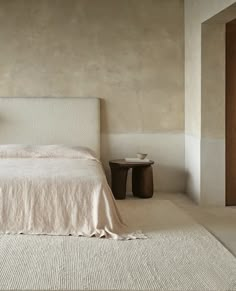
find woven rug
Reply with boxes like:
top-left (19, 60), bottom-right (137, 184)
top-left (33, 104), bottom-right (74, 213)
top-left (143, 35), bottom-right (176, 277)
top-left (0, 199), bottom-right (236, 290)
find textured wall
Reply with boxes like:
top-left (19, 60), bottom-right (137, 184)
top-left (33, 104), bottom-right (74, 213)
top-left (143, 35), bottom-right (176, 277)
top-left (185, 0), bottom-right (236, 138)
top-left (0, 0), bottom-right (185, 193)
top-left (201, 23), bottom-right (225, 139)
top-left (0, 0), bottom-right (184, 134)
top-left (201, 5), bottom-right (236, 139)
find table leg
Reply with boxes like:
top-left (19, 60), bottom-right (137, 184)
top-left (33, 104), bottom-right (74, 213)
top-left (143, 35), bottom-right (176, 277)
top-left (132, 166), bottom-right (153, 198)
top-left (110, 167), bottom-right (128, 199)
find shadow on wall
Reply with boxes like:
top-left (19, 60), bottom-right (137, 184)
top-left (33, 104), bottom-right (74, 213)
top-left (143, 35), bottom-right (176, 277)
top-left (100, 88), bottom-right (187, 192)
top-left (155, 164), bottom-right (186, 193)
top-left (101, 129), bottom-right (186, 194)
top-left (104, 164), bottom-right (186, 194)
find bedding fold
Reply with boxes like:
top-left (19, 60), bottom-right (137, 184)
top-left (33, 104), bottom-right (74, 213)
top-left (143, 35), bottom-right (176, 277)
top-left (0, 145), bottom-right (144, 239)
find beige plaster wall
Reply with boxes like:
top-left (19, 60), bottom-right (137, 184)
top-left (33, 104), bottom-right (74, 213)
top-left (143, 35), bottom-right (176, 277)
top-left (201, 23), bottom-right (225, 139)
top-left (185, 0), bottom-right (236, 138)
top-left (201, 4), bottom-right (236, 139)
top-left (0, 0), bottom-right (186, 192)
top-left (0, 0), bottom-right (184, 135)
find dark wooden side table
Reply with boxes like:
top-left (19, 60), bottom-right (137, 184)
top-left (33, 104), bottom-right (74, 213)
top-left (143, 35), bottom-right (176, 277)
top-left (109, 159), bottom-right (154, 199)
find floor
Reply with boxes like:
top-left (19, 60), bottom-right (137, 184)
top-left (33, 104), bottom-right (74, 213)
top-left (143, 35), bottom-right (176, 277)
top-left (155, 192), bottom-right (236, 256)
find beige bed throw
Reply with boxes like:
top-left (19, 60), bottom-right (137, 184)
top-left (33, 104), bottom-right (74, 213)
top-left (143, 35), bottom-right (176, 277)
top-left (0, 145), bottom-right (144, 239)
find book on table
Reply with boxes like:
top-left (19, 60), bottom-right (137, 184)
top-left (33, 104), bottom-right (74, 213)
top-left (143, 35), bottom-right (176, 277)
top-left (125, 158), bottom-right (150, 163)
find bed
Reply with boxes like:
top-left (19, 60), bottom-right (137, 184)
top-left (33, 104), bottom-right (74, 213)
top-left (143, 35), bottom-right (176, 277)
top-left (0, 98), bottom-right (142, 239)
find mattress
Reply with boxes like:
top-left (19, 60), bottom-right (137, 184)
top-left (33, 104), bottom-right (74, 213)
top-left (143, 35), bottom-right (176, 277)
top-left (0, 145), bottom-right (143, 239)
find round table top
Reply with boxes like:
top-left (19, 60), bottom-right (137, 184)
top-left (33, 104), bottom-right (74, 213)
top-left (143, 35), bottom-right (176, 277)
top-left (109, 159), bottom-right (154, 167)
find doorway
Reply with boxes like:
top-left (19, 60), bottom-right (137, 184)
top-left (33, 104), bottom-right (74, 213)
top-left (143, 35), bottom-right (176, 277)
top-left (200, 5), bottom-right (236, 206)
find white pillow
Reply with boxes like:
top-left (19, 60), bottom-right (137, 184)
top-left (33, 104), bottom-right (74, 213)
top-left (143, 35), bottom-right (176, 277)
top-left (0, 144), bottom-right (98, 160)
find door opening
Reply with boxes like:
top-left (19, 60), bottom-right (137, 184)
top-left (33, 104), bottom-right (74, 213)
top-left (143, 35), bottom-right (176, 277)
top-left (226, 18), bottom-right (236, 206)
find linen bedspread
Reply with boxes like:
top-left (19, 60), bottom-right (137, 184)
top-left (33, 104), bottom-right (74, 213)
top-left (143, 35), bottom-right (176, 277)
top-left (0, 145), bottom-right (142, 239)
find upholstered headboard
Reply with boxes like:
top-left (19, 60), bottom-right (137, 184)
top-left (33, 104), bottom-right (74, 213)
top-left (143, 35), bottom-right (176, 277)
top-left (0, 97), bottom-right (100, 157)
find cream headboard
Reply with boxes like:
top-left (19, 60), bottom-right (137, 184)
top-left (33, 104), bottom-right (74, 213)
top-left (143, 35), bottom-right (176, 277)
top-left (0, 97), bottom-right (100, 157)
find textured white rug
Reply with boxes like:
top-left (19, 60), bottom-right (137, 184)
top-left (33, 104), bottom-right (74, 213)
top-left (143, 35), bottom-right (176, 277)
top-left (0, 200), bottom-right (236, 290)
